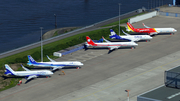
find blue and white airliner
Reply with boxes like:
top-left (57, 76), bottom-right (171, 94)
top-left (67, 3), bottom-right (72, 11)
top-left (4, 64), bottom-right (53, 81)
top-left (27, 55), bottom-right (83, 71)
top-left (109, 29), bottom-right (152, 42)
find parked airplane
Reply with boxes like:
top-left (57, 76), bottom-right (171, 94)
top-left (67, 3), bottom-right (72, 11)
top-left (86, 36), bottom-right (138, 50)
top-left (126, 22), bottom-right (177, 35)
top-left (109, 29), bottom-right (152, 42)
top-left (27, 55), bottom-right (83, 71)
top-left (4, 64), bottom-right (53, 81)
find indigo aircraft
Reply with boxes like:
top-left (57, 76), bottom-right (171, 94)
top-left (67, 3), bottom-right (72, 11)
top-left (126, 22), bottom-right (177, 35)
top-left (109, 29), bottom-right (152, 42)
top-left (86, 36), bottom-right (138, 50)
top-left (4, 64), bottom-right (53, 81)
top-left (27, 55), bottom-right (83, 71)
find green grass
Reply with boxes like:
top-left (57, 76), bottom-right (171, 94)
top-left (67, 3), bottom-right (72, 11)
top-left (0, 78), bottom-right (21, 92)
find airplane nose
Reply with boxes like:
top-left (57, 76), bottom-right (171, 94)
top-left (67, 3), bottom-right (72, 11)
top-left (81, 63), bottom-right (84, 65)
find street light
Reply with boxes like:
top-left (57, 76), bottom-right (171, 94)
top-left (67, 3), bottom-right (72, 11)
top-left (40, 27), bottom-right (43, 62)
top-left (119, 3), bottom-right (121, 35)
top-left (54, 14), bottom-right (57, 28)
top-left (125, 90), bottom-right (130, 101)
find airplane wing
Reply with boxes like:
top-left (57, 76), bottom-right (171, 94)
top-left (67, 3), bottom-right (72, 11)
top-left (149, 32), bottom-right (158, 35)
top-left (27, 75), bottom-right (38, 80)
top-left (122, 30), bottom-right (130, 36)
top-left (52, 66), bottom-right (63, 71)
top-left (142, 23), bottom-right (150, 28)
top-left (21, 64), bottom-right (30, 71)
top-left (102, 37), bottom-right (111, 43)
top-left (108, 46), bottom-right (120, 50)
top-left (47, 55), bottom-right (56, 62)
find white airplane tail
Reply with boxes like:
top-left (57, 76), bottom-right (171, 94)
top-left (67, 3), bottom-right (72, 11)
top-left (4, 64), bottom-right (16, 75)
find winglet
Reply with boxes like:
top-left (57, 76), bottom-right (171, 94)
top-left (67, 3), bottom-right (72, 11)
top-left (142, 23), bottom-right (150, 28)
top-left (102, 36), bottom-right (111, 43)
top-left (47, 55), bottom-right (56, 62)
top-left (122, 30), bottom-right (130, 36)
top-left (21, 64), bottom-right (30, 71)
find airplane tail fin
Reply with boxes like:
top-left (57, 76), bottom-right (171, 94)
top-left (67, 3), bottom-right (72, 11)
top-left (27, 55), bottom-right (37, 65)
top-left (86, 36), bottom-right (95, 46)
top-left (109, 29), bottom-right (119, 39)
top-left (127, 22), bottom-right (135, 32)
top-left (4, 64), bottom-right (15, 75)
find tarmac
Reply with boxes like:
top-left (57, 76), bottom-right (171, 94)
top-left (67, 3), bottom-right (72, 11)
top-left (0, 10), bottom-right (180, 101)
top-left (160, 6), bottom-right (180, 13)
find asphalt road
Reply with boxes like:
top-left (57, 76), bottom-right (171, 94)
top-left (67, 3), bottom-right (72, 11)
top-left (0, 15), bottom-right (180, 101)
top-left (0, 10), bottom-right (139, 59)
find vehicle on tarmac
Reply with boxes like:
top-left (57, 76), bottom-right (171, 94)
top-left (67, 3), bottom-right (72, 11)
top-left (86, 36), bottom-right (138, 50)
top-left (27, 55), bottom-right (83, 71)
top-left (4, 64), bottom-right (53, 81)
top-left (109, 29), bottom-right (152, 42)
top-left (126, 22), bottom-right (177, 35)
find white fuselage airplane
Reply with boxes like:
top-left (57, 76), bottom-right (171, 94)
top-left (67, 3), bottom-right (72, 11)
top-left (126, 22), bottom-right (177, 35)
top-left (27, 55), bottom-right (83, 71)
top-left (86, 36), bottom-right (138, 50)
top-left (4, 64), bottom-right (53, 81)
top-left (109, 29), bottom-right (152, 42)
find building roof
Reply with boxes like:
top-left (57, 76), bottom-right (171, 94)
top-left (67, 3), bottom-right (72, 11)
top-left (138, 85), bottom-right (180, 101)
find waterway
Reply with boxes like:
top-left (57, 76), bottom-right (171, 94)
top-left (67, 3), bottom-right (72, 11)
top-left (0, 0), bottom-right (172, 53)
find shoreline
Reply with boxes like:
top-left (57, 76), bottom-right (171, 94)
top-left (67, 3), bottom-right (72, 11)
top-left (42, 27), bottom-right (79, 40)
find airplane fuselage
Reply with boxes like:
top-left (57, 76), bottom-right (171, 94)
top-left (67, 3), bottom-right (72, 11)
top-left (13, 70), bottom-right (53, 76)
top-left (120, 35), bottom-right (152, 41)
top-left (28, 61), bottom-right (83, 67)
top-left (88, 42), bottom-right (138, 47)
top-left (126, 22), bottom-right (177, 35)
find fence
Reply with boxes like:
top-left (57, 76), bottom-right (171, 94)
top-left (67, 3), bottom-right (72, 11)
top-left (159, 11), bottom-right (180, 17)
top-left (128, 11), bottom-right (157, 24)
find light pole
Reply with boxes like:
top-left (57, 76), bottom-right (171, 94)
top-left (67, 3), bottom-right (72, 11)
top-left (54, 14), bottom-right (57, 28)
top-left (40, 27), bottom-right (43, 62)
top-left (125, 90), bottom-right (130, 101)
top-left (119, 3), bottom-right (121, 35)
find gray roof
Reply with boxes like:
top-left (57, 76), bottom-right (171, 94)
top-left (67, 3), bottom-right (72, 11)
top-left (138, 85), bottom-right (180, 101)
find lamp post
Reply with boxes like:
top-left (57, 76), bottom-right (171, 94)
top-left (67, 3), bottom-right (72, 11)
top-left (54, 14), bottom-right (57, 28)
top-left (125, 90), bottom-right (130, 101)
top-left (119, 3), bottom-right (121, 35)
top-left (40, 27), bottom-right (43, 62)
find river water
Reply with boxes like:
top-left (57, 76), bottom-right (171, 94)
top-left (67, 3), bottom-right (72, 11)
top-left (0, 0), bottom-right (172, 53)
